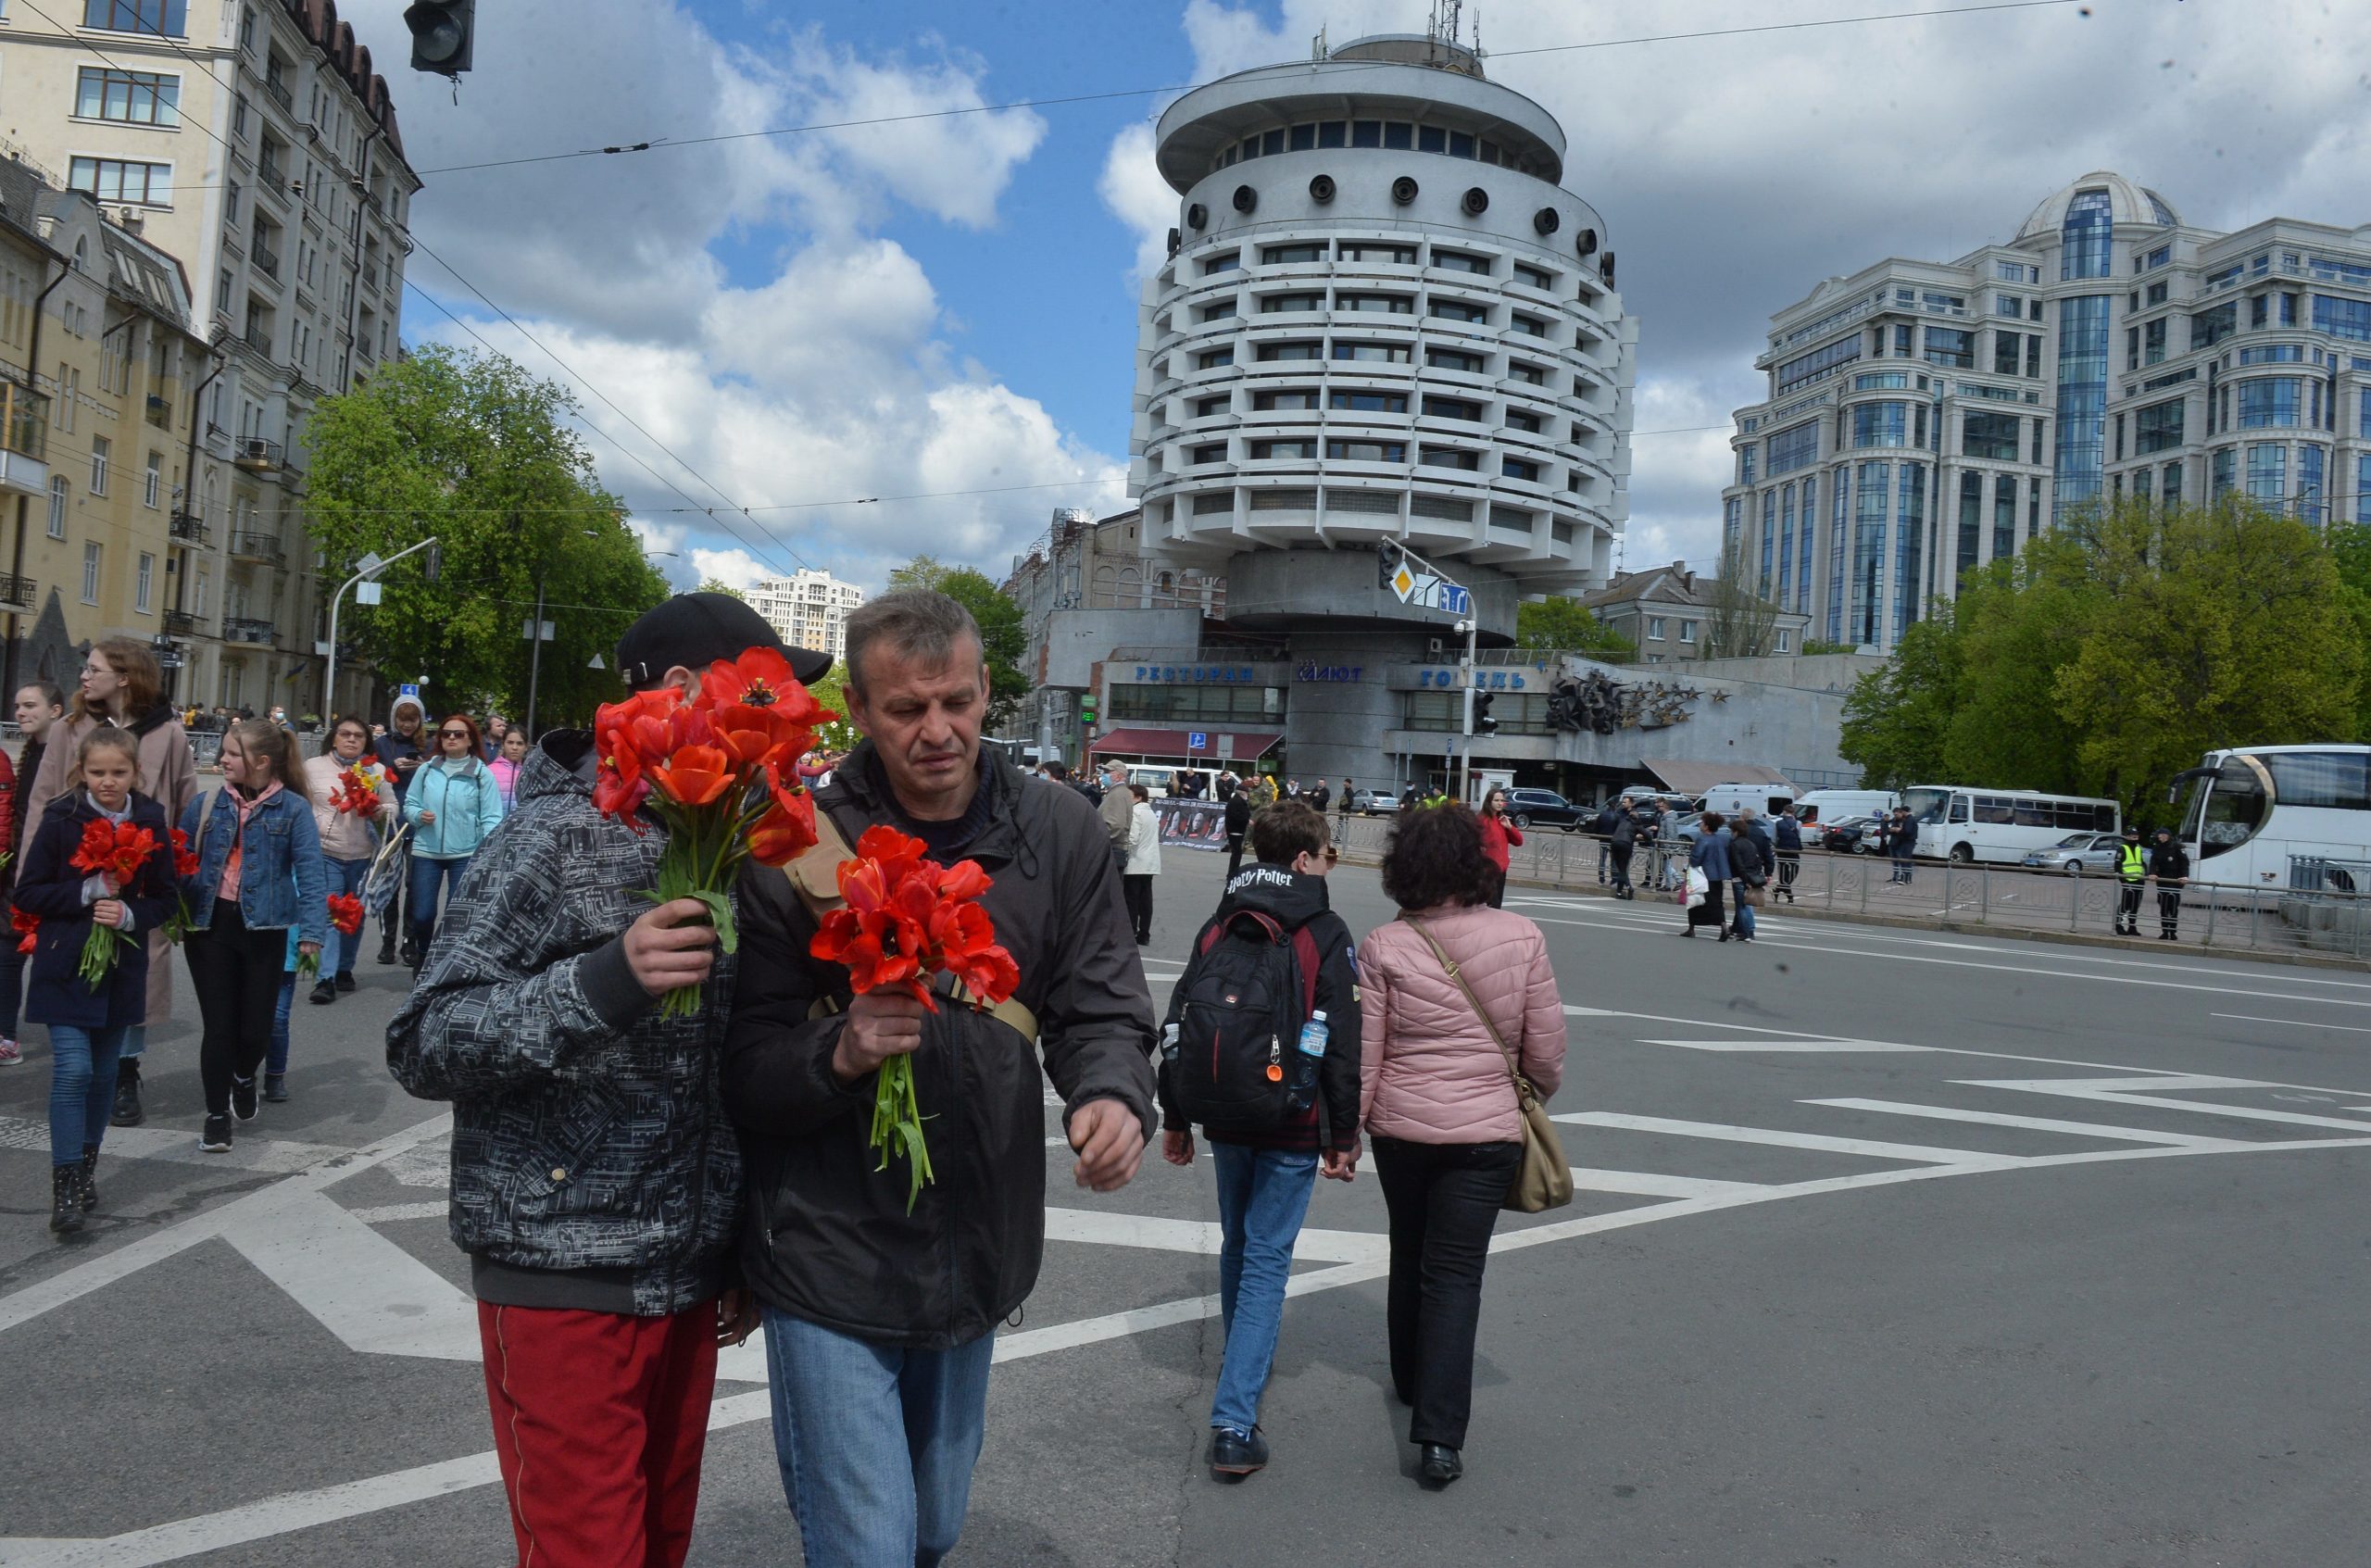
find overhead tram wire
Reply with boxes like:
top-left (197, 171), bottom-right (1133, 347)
top-left (415, 0), bottom-right (2087, 177)
top-left (7, 0), bottom-right (823, 581)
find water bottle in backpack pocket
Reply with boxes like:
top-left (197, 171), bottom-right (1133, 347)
top-left (1160, 909), bottom-right (1321, 1135)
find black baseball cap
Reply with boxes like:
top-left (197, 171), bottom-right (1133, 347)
top-left (614, 592), bottom-right (832, 690)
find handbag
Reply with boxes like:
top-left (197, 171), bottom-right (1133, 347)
top-left (1406, 919), bottom-right (1573, 1214)
top-left (1679, 865), bottom-right (1708, 909)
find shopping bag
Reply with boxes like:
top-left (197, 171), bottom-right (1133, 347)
top-left (363, 823), bottom-right (410, 916)
top-left (1680, 866), bottom-right (1709, 910)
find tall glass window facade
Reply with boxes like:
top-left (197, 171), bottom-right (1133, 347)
top-left (1995, 476), bottom-right (2017, 558)
top-left (1723, 495), bottom-right (1742, 553)
top-left (2245, 443), bottom-right (2287, 504)
top-left (2053, 295), bottom-right (2111, 522)
top-left (1797, 476), bottom-right (1818, 614)
top-left (1778, 483), bottom-right (1796, 603)
top-left (2358, 454), bottom-right (2371, 523)
top-left (2313, 295), bottom-right (2371, 342)
top-left (2059, 189), bottom-right (2114, 282)
top-left (1957, 470), bottom-right (1983, 575)
top-left (1760, 490), bottom-right (1777, 592)
top-left (1895, 462), bottom-right (1926, 640)
top-left (2299, 445), bottom-right (2326, 524)
top-left (1851, 464), bottom-right (1889, 648)
top-left (1963, 411), bottom-right (2020, 460)
top-left (1851, 402), bottom-right (1910, 448)
top-left (2237, 378), bottom-right (2303, 428)
top-left (2134, 397), bottom-right (2186, 454)
top-left (1827, 470), bottom-right (1850, 645)
top-left (1766, 420), bottom-right (1820, 475)
top-left (2161, 461), bottom-right (2182, 507)
top-left (2212, 447), bottom-right (2236, 498)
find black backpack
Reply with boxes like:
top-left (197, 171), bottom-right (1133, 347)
top-left (1162, 909), bottom-right (1322, 1135)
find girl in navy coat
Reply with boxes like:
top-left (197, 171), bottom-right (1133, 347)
top-left (19, 726), bottom-right (174, 1234)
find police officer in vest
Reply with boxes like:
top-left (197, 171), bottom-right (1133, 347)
top-left (2114, 823), bottom-right (2149, 935)
top-left (2147, 825), bottom-right (2190, 941)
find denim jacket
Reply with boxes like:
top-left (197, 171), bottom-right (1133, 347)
top-left (180, 784), bottom-right (330, 947)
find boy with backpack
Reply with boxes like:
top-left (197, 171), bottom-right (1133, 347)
top-left (1159, 800), bottom-right (1361, 1481)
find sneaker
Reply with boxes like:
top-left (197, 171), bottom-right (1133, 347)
top-left (377, 938), bottom-right (398, 967)
top-left (263, 1073), bottom-right (289, 1103)
top-left (232, 1075), bottom-right (259, 1122)
top-left (0, 1036), bottom-right (19, 1065)
top-left (110, 1059), bottom-right (144, 1128)
top-left (199, 1114), bottom-right (233, 1153)
top-left (334, 972), bottom-right (358, 994)
top-left (1210, 1426), bottom-right (1269, 1479)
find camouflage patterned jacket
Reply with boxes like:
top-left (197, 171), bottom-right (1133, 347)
top-left (386, 733), bottom-right (740, 1317)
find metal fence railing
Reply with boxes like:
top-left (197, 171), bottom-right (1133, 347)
top-left (1320, 814), bottom-right (2371, 965)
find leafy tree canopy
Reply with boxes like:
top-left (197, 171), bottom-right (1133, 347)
top-left (307, 345), bottom-right (667, 731)
top-left (1515, 596), bottom-right (1636, 657)
top-left (695, 578), bottom-right (747, 602)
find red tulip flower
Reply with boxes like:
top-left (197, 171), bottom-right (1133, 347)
top-left (67, 818), bottom-right (156, 985)
top-left (327, 893), bottom-right (366, 937)
top-left (12, 907), bottom-right (38, 955)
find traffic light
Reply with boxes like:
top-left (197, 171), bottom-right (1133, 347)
top-left (1474, 693), bottom-right (1499, 734)
top-left (405, 0), bottom-right (474, 75)
top-left (1078, 691), bottom-right (1098, 730)
top-left (1376, 539), bottom-right (1399, 590)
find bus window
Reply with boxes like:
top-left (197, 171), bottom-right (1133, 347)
top-left (1947, 795), bottom-right (1971, 824)
top-left (2198, 759), bottom-right (2267, 855)
top-left (2013, 798), bottom-right (2054, 826)
top-left (2052, 804), bottom-right (2091, 830)
top-left (2263, 751), bottom-right (2371, 810)
top-left (2093, 805), bottom-right (2119, 833)
top-left (1975, 796), bottom-right (2013, 825)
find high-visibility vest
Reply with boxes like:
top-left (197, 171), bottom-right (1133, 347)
top-left (2118, 842), bottom-right (2148, 880)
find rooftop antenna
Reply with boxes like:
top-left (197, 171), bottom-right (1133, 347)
top-left (1427, 0), bottom-right (1463, 59)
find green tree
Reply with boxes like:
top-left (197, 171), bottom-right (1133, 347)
top-left (307, 345), bottom-right (667, 730)
top-left (1515, 596), bottom-right (1635, 657)
top-left (695, 578), bottom-right (747, 602)
top-left (2328, 519), bottom-right (2371, 741)
top-left (1839, 608), bottom-right (1963, 789)
top-left (1800, 638), bottom-right (1858, 656)
top-left (1701, 536), bottom-right (1781, 659)
top-left (887, 555), bottom-right (951, 593)
top-left (937, 568), bottom-right (1029, 732)
top-left (1939, 556), bottom-right (2092, 794)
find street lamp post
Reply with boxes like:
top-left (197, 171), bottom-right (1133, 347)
top-left (325, 535), bottom-right (438, 724)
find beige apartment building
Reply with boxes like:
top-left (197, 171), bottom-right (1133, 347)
top-left (0, 0), bottom-right (421, 716)
top-left (0, 158), bottom-right (212, 699)
top-left (746, 568), bottom-right (864, 664)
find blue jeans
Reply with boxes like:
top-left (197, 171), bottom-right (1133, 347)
top-left (1731, 885), bottom-right (1757, 938)
top-left (268, 972), bottom-right (295, 1075)
top-left (48, 1023), bottom-right (127, 1164)
top-left (1209, 1142), bottom-right (1319, 1435)
top-left (761, 1310), bottom-right (995, 1568)
top-left (324, 855), bottom-right (370, 980)
top-left (408, 853), bottom-right (471, 961)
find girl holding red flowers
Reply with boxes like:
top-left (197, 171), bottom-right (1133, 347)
top-left (16, 727), bottom-right (175, 1235)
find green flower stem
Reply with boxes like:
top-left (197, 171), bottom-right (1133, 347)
top-left (871, 1054), bottom-right (935, 1213)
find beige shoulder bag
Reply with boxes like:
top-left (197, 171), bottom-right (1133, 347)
top-left (1407, 918), bottom-right (1573, 1213)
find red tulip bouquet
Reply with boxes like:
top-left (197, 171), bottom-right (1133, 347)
top-left (591, 648), bottom-right (831, 1016)
top-left (13, 907), bottom-right (38, 954)
top-left (69, 818), bottom-right (157, 985)
top-left (329, 761), bottom-right (391, 822)
top-left (809, 825), bottom-right (1021, 1210)
top-left (328, 893), bottom-right (366, 937)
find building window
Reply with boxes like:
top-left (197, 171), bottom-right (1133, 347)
top-left (1253, 342), bottom-right (1319, 362)
top-left (1331, 341), bottom-right (1411, 364)
top-left (1679, 620), bottom-right (1698, 645)
top-left (1502, 457), bottom-right (1539, 482)
top-left (1250, 389), bottom-right (1317, 411)
top-left (1418, 446), bottom-right (1481, 471)
top-left (134, 551), bottom-right (154, 613)
top-left (1335, 293), bottom-right (1411, 314)
top-left (2312, 295), bottom-right (2371, 342)
top-left (89, 435), bottom-right (109, 495)
top-left (68, 156), bottom-right (172, 207)
top-left (76, 67), bottom-right (182, 125)
top-left (1261, 243), bottom-right (1325, 266)
top-left (1253, 293), bottom-right (1315, 315)
top-left (1195, 348), bottom-right (1234, 370)
top-left (143, 451), bottom-right (161, 507)
top-left (1198, 300), bottom-right (1241, 322)
top-left (2134, 398), bottom-right (2185, 455)
top-left (82, 0), bottom-right (184, 33)
top-left (2238, 378), bottom-right (2302, 429)
top-left (1329, 390), bottom-right (1406, 413)
top-left (1427, 298), bottom-right (1488, 324)
top-left (1200, 253), bottom-right (1241, 275)
top-left (1324, 439), bottom-right (1405, 462)
top-left (2245, 442), bottom-right (2287, 503)
top-left (2060, 188), bottom-right (2114, 281)
top-left (1192, 395), bottom-right (1228, 418)
top-left (1433, 250), bottom-right (1490, 275)
top-left (1851, 402), bottom-right (1910, 448)
top-left (1766, 421), bottom-right (1819, 474)
top-left (1339, 242), bottom-right (1416, 264)
top-left (1737, 445), bottom-right (1757, 485)
top-left (1422, 395), bottom-right (1482, 420)
top-left (81, 542), bottom-right (100, 605)
top-left (1963, 410), bottom-right (2019, 460)
top-left (46, 476), bottom-right (66, 539)
top-left (1923, 327), bottom-right (1973, 369)
top-left (1189, 443), bottom-right (1225, 464)
top-left (1248, 439), bottom-right (1316, 459)
top-left (1775, 631), bottom-right (1791, 654)
top-left (1424, 348), bottom-right (1484, 374)
top-left (1646, 617), bottom-right (1666, 641)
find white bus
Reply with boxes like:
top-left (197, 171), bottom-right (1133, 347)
top-left (2172, 744), bottom-right (2371, 889)
top-left (1901, 784), bottom-right (2122, 865)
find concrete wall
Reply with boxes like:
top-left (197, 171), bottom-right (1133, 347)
top-left (1664, 651), bottom-right (1888, 695)
top-left (1041, 607), bottom-right (1206, 689)
top-left (1223, 548), bottom-right (1520, 640)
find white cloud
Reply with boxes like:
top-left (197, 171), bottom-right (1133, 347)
top-left (690, 547), bottom-right (770, 590)
top-left (1098, 123), bottom-right (1177, 283)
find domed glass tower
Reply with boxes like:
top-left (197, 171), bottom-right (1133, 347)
top-left (1126, 32), bottom-right (1637, 657)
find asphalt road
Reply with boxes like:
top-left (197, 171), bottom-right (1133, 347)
top-left (3, 839), bottom-right (2368, 1566)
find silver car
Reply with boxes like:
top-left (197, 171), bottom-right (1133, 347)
top-left (2021, 831), bottom-right (2121, 874)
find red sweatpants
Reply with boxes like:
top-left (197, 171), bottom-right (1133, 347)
top-left (478, 1300), bottom-right (720, 1568)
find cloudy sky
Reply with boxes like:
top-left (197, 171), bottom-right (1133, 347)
top-left (345, 0), bottom-right (2371, 596)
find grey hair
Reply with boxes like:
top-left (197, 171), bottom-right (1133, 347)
top-left (843, 590), bottom-right (985, 697)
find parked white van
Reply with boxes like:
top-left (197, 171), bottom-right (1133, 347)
top-left (1697, 782), bottom-right (1798, 819)
top-left (1792, 788), bottom-right (1899, 827)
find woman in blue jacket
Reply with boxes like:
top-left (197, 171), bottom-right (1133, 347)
top-left (20, 726), bottom-right (174, 1232)
top-left (180, 720), bottom-right (328, 1155)
top-left (402, 712), bottom-right (505, 969)
top-left (1683, 811), bottom-right (1732, 939)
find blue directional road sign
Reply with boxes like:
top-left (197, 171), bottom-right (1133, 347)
top-left (1188, 732), bottom-right (1209, 752)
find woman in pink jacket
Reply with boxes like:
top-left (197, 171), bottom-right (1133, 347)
top-left (1356, 802), bottom-right (1566, 1488)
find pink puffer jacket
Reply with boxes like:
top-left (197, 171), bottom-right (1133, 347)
top-left (1357, 903), bottom-right (1566, 1145)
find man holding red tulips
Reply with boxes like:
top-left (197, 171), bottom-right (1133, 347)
top-left (389, 591), bottom-right (830, 1568)
top-left (725, 588), bottom-right (1158, 1568)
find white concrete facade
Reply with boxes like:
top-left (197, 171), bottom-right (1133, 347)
top-left (0, 0), bottom-right (421, 714)
top-left (1727, 172), bottom-right (2371, 654)
top-left (1128, 33), bottom-right (1638, 613)
top-left (746, 567), bottom-right (861, 664)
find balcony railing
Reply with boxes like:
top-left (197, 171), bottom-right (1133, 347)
top-left (242, 323), bottom-right (273, 356)
top-left (252, 239), bottom-right (281, 280)
top-left (224, 617), bottom-right (276, 646)
top-left (169, 508), bottom-right (209, 546)
top-left (258, 154), bottom-right (284, 188)
top-left (164, 609), bottom-right (205, 636)
top-left (361, 261), bottom-right (381, 292)
top-left (229, 531), bottom-right (285, 566)
top-left (0, 377), bottom-right (49, 461)
top-left (233, 438), bottom-right (282, 470)
top-left (263, 75), bottom-right (294, 115)
top-left (0, 575), bottom-right (33, 609)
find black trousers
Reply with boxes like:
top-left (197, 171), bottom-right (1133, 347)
top-left (1611, 846), bottom-right (1634, 890)
top-left (1483, 863), bottom-right (1507, 909)
top-left (2156, 887), bottom-right (2181, 935)
top-left (1372, 1136), bottom-right (1521, 1450)
top-left (2117, 882), bottom-right (2145, 931)
top-left (1776, 853), bottom-right (1800, 896)
top-left (1223, 834), bottom-right (1245, 884)
top-left (1687, 877), bottom-right (1726, 930)
top-left (1122, 873), bottom-right (1153, 942)
top-left (188, 899), bottom-right (289, 1115)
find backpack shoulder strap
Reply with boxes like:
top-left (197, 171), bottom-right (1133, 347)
top-left (1289, 922), bottom-right (1322, 1021)
top-left (784, 796), bottom-right (858, 924)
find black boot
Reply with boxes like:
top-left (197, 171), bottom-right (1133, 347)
top-left (1418, 1443), bottom-right (1462, 1486)
top-left (110, 1057), bottom-right (144, 1127)
top-left (378, 932), bottom-right (398, 966)
top-left (263, 1073), bottom-right (289, 1102)
top-left (80, 1145), bottom-right (98, 1210)
top-left (49, 1164), bottom-right (83, 1235)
